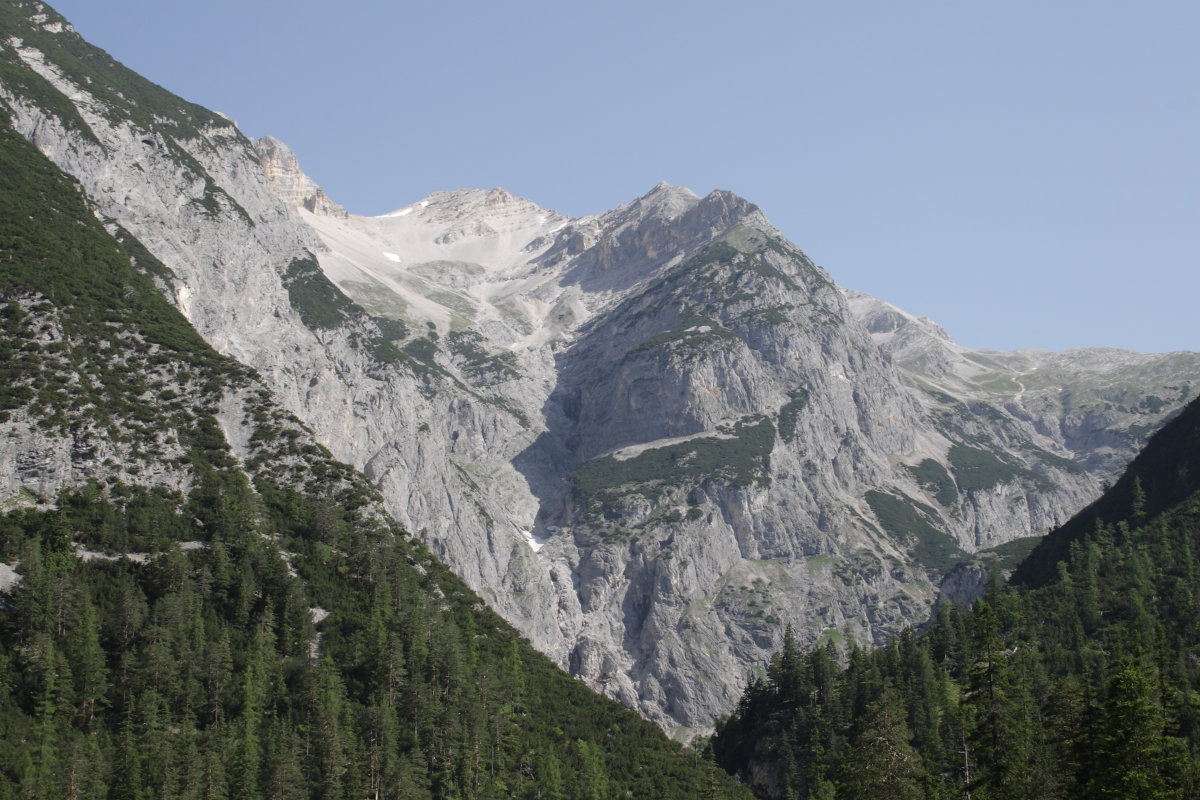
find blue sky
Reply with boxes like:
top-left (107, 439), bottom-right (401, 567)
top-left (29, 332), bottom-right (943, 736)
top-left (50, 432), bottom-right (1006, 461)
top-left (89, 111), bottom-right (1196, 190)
top-left (48, 1), bottom-right (1198, 354)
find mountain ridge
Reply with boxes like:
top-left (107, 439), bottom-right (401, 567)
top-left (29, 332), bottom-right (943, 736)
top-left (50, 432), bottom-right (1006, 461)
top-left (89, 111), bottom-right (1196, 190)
top-left (3, 0), bottom-right (1199, 733)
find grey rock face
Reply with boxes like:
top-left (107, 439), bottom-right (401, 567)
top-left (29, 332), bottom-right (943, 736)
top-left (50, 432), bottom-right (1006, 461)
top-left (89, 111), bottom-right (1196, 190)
top-left (845, 290), bottom-right (1200, 494)
top-left (255, 136), bottom-right (348, 219)
top-left (4, 10), bottom-right (1198, 733)
top-left (936, 562), bottom-right (993, 608)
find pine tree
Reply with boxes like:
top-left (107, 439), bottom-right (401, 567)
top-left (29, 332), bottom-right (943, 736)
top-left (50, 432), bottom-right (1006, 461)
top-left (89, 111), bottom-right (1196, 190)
top-left (28, 638), bottom-right (66, 800)
top-left (63, 598), bottom-right (107, 729)
top-left (1093, 659), bottom-right (1184, 800)
top-left (572, 739), bottom-right (610, 800)
top-left (310, 657), bottom-right (349, 800)
top-left (261, 719), bottom-right (305, 800)
top-left (108, 712), bottom-right (145, 800)
top-left (834, 688), bottom-right (923, 800)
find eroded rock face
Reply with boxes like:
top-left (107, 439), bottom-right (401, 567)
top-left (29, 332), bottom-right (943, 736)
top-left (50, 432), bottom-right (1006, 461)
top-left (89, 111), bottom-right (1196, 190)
top-left (255, 136), bottom-right (348, 219)
top-left (4, 7), bottom-right (1198, 733)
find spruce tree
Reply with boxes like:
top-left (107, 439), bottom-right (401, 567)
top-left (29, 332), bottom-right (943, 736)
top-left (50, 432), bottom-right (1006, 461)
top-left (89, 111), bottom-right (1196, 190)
top-left (834, 688), bottom-right (923, 800)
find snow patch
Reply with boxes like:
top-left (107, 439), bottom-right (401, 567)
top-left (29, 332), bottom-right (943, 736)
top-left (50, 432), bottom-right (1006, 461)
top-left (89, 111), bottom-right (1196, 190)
top-left (383, 252), bottom-right (401, 263)
top-left (382, 207), bottom-right (414, 218)
top-left (521, 529), bottom-right (547, 553)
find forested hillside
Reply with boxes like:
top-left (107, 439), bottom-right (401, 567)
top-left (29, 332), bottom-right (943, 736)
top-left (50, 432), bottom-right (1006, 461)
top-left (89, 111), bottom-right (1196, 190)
top-left (712, 396), bottom-right (1200, 799)
top-left (0, 115), bottom-right (749, 799)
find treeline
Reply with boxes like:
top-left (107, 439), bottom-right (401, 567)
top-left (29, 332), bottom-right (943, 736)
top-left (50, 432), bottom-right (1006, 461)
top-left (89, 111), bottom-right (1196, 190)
top-left (712, 479), bottom-right (1200, 798)
top-left (0, 474), bottom-right (747, 800)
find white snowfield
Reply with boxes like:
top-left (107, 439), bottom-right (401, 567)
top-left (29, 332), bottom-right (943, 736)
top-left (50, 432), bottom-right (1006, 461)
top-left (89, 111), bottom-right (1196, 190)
top-left (301, 187), bottom-right (580, 343)
top-left (300, 184), bottom-right (706, 350)
top-left (520, 529), bottom-right (547, 553)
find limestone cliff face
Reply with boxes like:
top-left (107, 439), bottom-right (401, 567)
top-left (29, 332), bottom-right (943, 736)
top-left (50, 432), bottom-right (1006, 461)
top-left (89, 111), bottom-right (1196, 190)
top-left (255, 136), bottom-right (348, 219)
top-left (3, 4), bottom-right (1198, 733)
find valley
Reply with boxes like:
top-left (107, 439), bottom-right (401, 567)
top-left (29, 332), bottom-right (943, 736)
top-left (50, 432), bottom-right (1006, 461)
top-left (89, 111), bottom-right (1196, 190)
top-left (2, 0), bottom-right (1198, 750)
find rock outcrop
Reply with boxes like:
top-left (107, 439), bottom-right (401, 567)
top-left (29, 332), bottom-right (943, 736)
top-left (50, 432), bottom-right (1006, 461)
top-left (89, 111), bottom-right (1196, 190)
top-left (255, 136), bottom-right (348, 219)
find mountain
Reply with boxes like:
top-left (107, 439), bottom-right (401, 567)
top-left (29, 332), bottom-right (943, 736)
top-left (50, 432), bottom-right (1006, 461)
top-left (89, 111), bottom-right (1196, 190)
top-left (0, 29), bottom-right (749, 800)
top-left (847, 290), bottom-right (1198, 479)
top-left (711, 393), bottom-right (1200, 797)
top-left (273, 156), bottom-right (1199, 729)
top-left (3, 0), bottom-right (1199, 736)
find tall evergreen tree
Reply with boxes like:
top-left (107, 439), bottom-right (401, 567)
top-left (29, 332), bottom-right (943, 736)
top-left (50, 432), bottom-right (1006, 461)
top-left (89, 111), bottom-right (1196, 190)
top-left (834, 688), bottom-right (923, 800)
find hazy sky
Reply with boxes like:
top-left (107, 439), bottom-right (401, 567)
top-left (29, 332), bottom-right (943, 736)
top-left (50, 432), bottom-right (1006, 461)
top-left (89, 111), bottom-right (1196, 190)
top-left (47, 1), bottom-right (1198, 354)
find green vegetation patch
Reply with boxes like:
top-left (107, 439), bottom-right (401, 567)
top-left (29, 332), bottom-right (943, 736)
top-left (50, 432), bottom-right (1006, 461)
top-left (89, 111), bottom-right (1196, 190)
top-left (907, 458), bottom-right (960, 507)
top-left (948, 443), bottom-right (1051, 492)
top-left (1018, 441), bottom-right (1088, 476)
top-left (980, 535), bottom-right (1044, 572)
top-left (865, 489), bottom-right (966, 575)
top-left (688, 240), bottom-right (744, 270)
top-left (0, 3), bottom-right (228, 141)
top-left (778, 388), bottom-right (810, 443)
top-left (716, 577), bottom-right (782, 626)
top-left (109, 223), bottom-right (176, 284)
top-left (282, 253), bottom-right (358, 330)
top-left (0, 117), bottom-right (252, 440)
top-left (447, 329), bottom-right (519, 381)
top-left (0, 47), bottom-right (100, 146)
top-left (572, 416), bottom-right (776, 516)
top-left (629, 309), bottom-right (742, 356)
top-left (371, 315), bottom-right (408, 342)
top-left (402, 335), bottom-right (439, 366)
top-left (683, 232), bottom-right (805, 293)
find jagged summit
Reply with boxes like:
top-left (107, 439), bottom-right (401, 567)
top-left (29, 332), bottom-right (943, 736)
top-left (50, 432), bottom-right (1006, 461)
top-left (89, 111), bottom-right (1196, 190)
top-left (370, 186), bottom-right (568, 250)
top-left (375, 186), bottom-right (562, 225)
top-left (613, 181), bottom-right (702, 223)
top-left (581, 183), bottom-right (767, 235)
top-left (257, 148), bottom-right (783, 346)
top-left (844, 289), bottom-right (954, 344)
top-left (255, 136), bottom-right (348, 218)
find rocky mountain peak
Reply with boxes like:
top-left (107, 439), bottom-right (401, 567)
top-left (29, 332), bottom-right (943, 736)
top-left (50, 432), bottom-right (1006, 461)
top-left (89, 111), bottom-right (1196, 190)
top-left (844, 290), bottom-right (953, 343)
top-left (621, 181), bottom-right (701, 222)
top-left (385, 186), bottom-right (565, 232)
top-left (254, 135), bottom-right (348, 219)
top-left (531, 184), bottom-right (771, 297)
